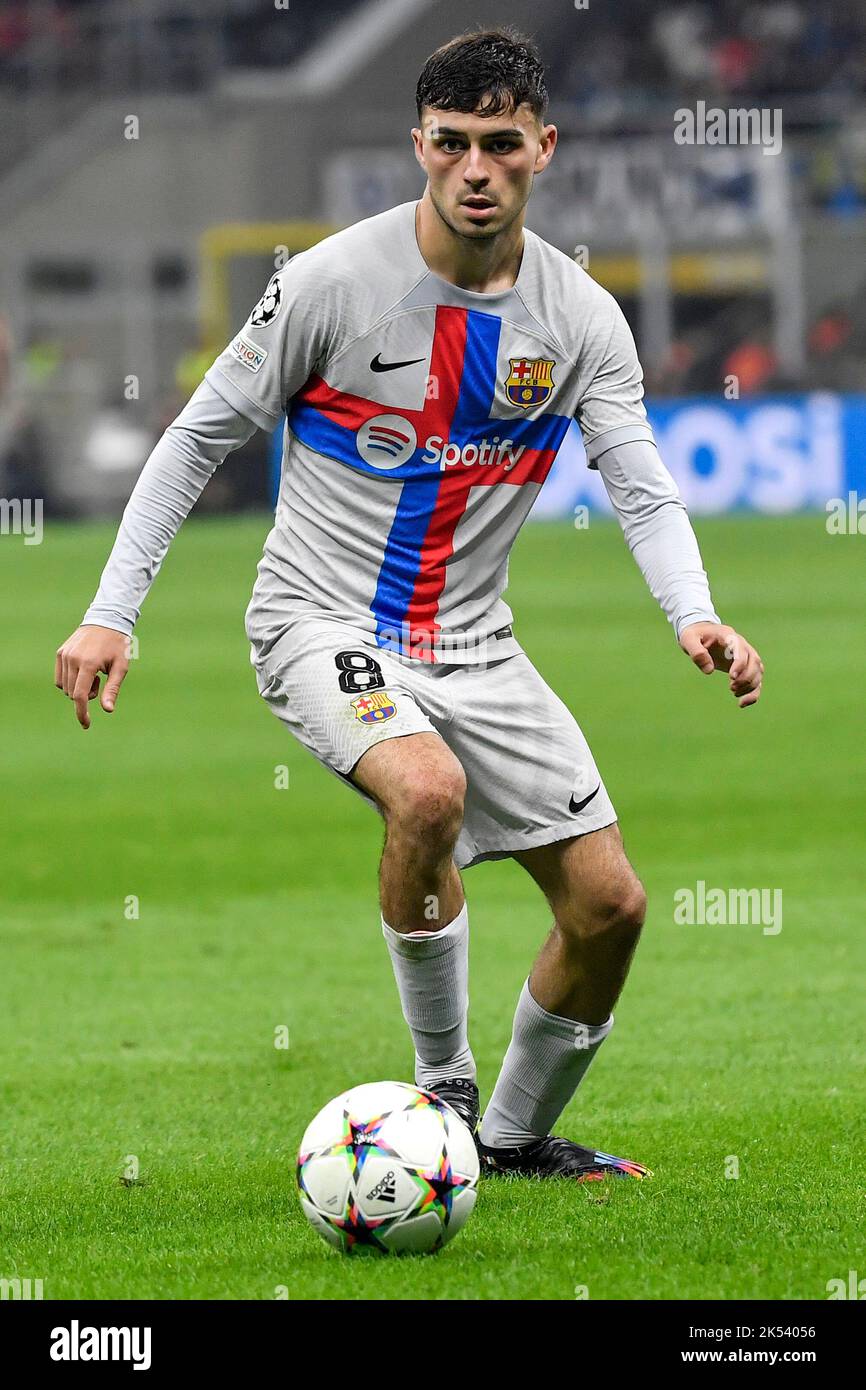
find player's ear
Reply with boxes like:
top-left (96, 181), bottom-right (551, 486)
top-left (410, 126), bottom-right (426, 169)
top-left (535, 124), bottom-right (557, 173)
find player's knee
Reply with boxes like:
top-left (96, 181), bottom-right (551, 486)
top-left (567, 877), bottom-right (647, 945)
top-left (595, 879), bottom-right (646, 942)
top-left (388, 765), bottom-right (466, 846)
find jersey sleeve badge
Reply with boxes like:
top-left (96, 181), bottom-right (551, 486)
top-left (250, 274), bottom-right (283, 328)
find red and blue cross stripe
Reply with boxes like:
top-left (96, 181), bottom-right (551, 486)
top-left (287, 305), bottom-right (571, 658)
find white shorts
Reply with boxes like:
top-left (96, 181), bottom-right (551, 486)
top-left (250, 616), bottom-right (617, 870)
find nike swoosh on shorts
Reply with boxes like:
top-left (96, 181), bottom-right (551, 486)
top-left (569, 785), bottom-right (601, 814)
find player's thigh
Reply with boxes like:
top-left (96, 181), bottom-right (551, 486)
top-left (514, 823), bottom-right (646, 927)
top-left (351, 730), bottom-right (467, 826)
top-left (444, 652), bottom-right (616, 867)
top-left (253, 621), bottom-right (436, 778)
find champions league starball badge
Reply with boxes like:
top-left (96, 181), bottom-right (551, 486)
top-left (250, 274), bottom-right (282, 328)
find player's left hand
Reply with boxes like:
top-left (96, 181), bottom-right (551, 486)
top-left (679, 622), bottom-right (764, 708)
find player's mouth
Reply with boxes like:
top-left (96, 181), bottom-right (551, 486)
top-left (462, 198), bottom-right (497, 220)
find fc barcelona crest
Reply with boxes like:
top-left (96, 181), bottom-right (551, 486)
top-left (505, 358), bottom-right (555, 408)
top-left (351, 690), bottom-right (397, 724)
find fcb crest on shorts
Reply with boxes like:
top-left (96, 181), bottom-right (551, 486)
top-left (351, 690), bottom-right (397, 724)
top-left (505, 357), bottom-right (555, 408)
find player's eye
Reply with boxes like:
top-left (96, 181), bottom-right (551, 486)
top-left (489, 140), bottom-right (518, 153)
top-left (437, 139), bottom-right (466, 152)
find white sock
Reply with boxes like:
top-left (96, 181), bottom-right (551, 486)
top-left (382, 901), bottom-right (476, 1089)
top-left (480, 978), bottom-right (613, 1148)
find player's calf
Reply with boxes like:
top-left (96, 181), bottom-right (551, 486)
top-left (354, 734), bottom-right (477, 1097)
top-left (540, 875), bottom-right (646, 1025)
top-left (478, 830), bottom-right (649, 1166)
top-left (517, 829), bottom-right (646, 1024)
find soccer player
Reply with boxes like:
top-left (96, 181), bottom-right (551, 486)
top-left (55, 29), bottom-right (763, 1180)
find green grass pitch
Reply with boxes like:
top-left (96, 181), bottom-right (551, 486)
top-left (2, 513), bottom-right (863, 1300)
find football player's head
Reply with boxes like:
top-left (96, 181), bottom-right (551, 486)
top-left (413, 28), bottom-right (557, 241)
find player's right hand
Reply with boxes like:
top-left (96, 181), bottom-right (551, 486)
top-left (55, 625), bottom-right (130, 730)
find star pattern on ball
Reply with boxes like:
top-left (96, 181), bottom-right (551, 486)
top-left (409, 1145), bottom-right (470, 1228)
top-left (343, 1107), bottom-right (402, 1183)
top-left (329, 1191), bottom-right (391, 1251)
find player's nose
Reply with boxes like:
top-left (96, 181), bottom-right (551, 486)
top-left (463, 147), bottom-right (490, 185)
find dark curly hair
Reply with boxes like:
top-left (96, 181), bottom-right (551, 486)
top-left (415, 27), bottom-right (548, 124)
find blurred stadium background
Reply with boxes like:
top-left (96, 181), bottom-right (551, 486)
top-left (2, 0), bottom-right (865, 523)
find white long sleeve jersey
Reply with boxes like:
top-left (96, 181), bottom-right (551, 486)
top-left (84, 199), bottom-right (718, 660)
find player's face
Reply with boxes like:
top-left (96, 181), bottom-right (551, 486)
top-left (412, 102), bottom-right (557, 241)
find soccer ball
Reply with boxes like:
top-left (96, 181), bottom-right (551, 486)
top-left (297, 1080), bottom-right (479, 1254)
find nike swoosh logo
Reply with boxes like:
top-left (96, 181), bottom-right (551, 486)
top-left (370, 353), bottom-right (425, 373)
top-left (569, 784), bottom-right (601, 814)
